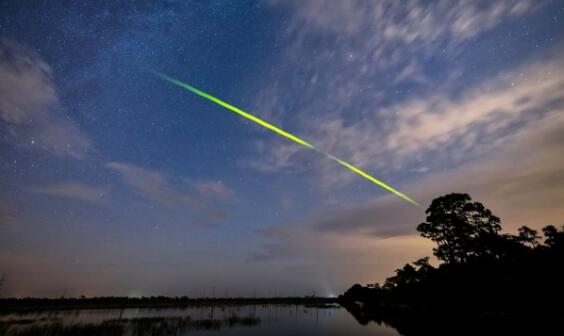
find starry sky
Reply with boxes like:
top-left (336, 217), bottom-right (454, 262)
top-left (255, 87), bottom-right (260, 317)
top-left (1, 1), bottom-right (564, 297)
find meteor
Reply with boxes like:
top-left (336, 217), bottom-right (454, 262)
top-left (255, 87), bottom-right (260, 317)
top-left (154, 72), bottom-right (420, 207)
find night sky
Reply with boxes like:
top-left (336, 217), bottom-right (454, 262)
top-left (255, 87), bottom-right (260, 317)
top-left (1, 1), bottom-right (563, 297)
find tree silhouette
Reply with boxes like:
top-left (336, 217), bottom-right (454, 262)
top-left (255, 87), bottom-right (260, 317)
top-left (382, 257), bottom-right (435, 290)
top-left (542, 225), bottom-right (564, 247)
top-left (416, 193), bottom-right (501, 263)
top-left (341, 193), bottom-right (564, 316)
top-left (517, 226), bottom-right (541, 248)
top-left (383, 264), bottom-right (417, 289)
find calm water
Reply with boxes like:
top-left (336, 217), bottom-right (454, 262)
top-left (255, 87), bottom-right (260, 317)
top-left (0, 305), bottom-right (401, 336)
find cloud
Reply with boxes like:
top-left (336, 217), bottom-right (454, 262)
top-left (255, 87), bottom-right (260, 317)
top-left (393, 60), bottom-right (426, 85)
top-left (107, 162), bottom-right (229, 220)
top-left (249, 95), bottom-right (564, 286)
top-left (245, 139), bottom-right (305, 173)
top-left (244, 1), bottom-right (547, 188)
top-left (0, 39), bottom-right (56, 124)
top-left (0, 185), bottom-right (23, 227)
top-left (270, 1), bottom-right (536, 46)
top-left (107, 162), bottom-right (175, 205)
top-left (382, 57), bottom-right (564, 162)
top-left (193, 180), bottom-right (234, 200)
top-left (262, 0), bottom-right (539, 97)
top-left (313, 109), bottom-right (564, 234)
top-left (0, 38), bottom-right (92, 159)
top-left (29, 182), bottom-right (108, 203)
top-left (406, 110), bottom-right (564, 231)
top-left (250, 106), bottom-right (564, 283)
top-left (250, 223), bottom-right (434, 289)
top-left (249, 241), bottom-right (301, 262)
top-left (248, 48), bottom-right (564, 187)
top-left (0, 209), bottom-right (18, 227)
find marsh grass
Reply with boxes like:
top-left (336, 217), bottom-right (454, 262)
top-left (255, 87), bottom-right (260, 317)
top-left (0, 314), bottom-right (261, 336)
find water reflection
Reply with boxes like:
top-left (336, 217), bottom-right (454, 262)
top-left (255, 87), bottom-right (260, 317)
top-left (342, 302), bottom-right (562, 335)
top-left (0, 304), bottom-right (399, 336)
top-left (3, 303), bottom-right (560, 335)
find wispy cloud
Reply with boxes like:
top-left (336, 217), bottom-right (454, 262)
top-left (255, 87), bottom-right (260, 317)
top-left (249, 85), bottom-right (564, 287)
top-left (107, 162), bottom-right (230, 220)
top-left (0, 39), bottom-right (56, 124)
top-left (250, 106), bottom-right (564, 282)
top-left (29, 182), bottom-right (108, 203)
top-left (0, 208), bottom-right (18, 226)
top-left (248, 47), bottom-right (564, 187)
top-left (0, 38), bottom-right (92, 159)
top-left (250, 222), bottom-right (433, 289)
top-left (245, 1), bottom-right (548, 189)
top-left (270, 1), bottom-right (537, 56)
top-left (193, 180), bottom-right (234, 200)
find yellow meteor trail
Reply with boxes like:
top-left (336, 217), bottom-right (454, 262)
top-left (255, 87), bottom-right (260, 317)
top-left (154, 71), bottom-right (420, 207)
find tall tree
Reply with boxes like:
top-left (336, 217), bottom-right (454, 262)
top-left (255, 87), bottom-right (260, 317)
top-left (417, 193), bottom-right (501, 263)
top-left (542, 225), bottom-right (564, 248)
top-left (517, 226), bottom-right (541, 248)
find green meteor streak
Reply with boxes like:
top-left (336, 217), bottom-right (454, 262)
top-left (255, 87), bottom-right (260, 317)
top-left (154, 71), bottom-right (420, 207)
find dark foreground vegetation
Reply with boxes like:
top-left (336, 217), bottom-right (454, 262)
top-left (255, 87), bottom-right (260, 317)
top-left (0, 296), bottom-right (337, 314)
top-left (342, 303), bottom-right (562, 336)
top-left (340, 193), bottom-right (564, 317)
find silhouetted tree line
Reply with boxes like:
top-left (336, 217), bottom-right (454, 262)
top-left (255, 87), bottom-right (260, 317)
top-left (341, 193), bottom-right (564, 314)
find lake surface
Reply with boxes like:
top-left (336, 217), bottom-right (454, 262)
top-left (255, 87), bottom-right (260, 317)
top-left (0, 304), bottom-right (401, 336)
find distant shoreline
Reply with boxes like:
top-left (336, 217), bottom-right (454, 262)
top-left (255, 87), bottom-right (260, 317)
top-left (0, 297), bottom-right (339, 313)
